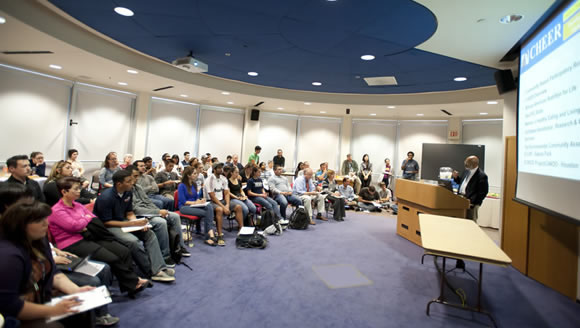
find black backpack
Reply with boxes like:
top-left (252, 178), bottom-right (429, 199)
top-left (259, 209), bottom-right (276, 231)
top-left (289, 206), bottom-right (309, 230)
top-left (236, 230), bottom-right (268, 249)
top-left (168, 226), bottom-right (183, 264)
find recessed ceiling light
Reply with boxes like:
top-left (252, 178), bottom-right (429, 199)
top-left (487, 101), bottom-right (498, 105)
top-left (227, 101), bottom-right (234, 105)
top-left (304, 102), bottom-right (311, 105)
top-left (370, 113), bottom-right (377, 116)
top-left (277, 107), bottom-right (284, 110)
top-left (320, 111), bottom-right (326, 114)
top-left (0, 16), bottom-right (6, 24)
top-left (49, 64), bottom-right (62, 70)
top-left (387, 106), bottom-right (396, 109)
top-left (312, 82), bottom-right (322, 86)
top-left (355, 75), bottom-right (361, 79)
top-left (221, 91), bottom-right (230, 95)
top-left (480, 112), bottom-right (489, 115)
top-left (180, 94), bottom-right (188, 98)
top-left (248, 72), bottom-right (258, 76)
top-left (114, 7), bottom-right (134, 17)
top-left (127, 69), bottom-right (138, 74)
top-left (454, 77), bottom-right (467, 82)
top-left (361, 55), bottom-right (375, 61)
top-left (117, 82), bottom-right (127, 86)
top-left (225, 53), bottom-right (231, 56)
top-left (416, 113), bottom-right (424, 116)
top-left (500, 14), bottom-right (523, 24)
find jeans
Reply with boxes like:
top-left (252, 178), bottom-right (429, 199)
top-left (249, 196), bottom-right (282, 221)
top-left (179, 204), bottom-right (215, 238)
top-left (357, 202), bottom-right (378, 211)
top-left (166, 211), bottom-right (186, 248)
top-left (230, 198), bottom-right (256, 219)
top-left (273, 194), bottom-right (302, 219)
top-left (148, 217), bottom-right (169, 258)
top-left (148, 194), bottom-right (174, 211)
top-left (108, 227), bottom-right (166, 277)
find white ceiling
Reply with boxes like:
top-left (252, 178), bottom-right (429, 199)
top-left (0, 0), bottom-right (552, 119)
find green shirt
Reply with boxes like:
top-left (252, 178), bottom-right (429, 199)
top-left (248, 153), bottom-right (260, 164)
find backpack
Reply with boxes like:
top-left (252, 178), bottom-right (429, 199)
top-left (236, 231), bottom-right (268, 249)
top-left (289, 206), bottom-right (310, 230)
top-left (168, 226), bottom-right (183, 264)
top-left (258, 209), bottom-right (276, 231)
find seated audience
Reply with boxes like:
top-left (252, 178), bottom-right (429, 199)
top-left (322, 170), bottom-right (346, 221)
top-left (358, 186), bottom-right (381, 212)
top-left (188, 156), bottom-right (199, 167)
top-left (269, 165), bottom-right (301, 220)
top-left (99, 152), bottom-right (120, 189)
top-left (29, 151), bottom-right (46, 177)
top-left (155, 160), bottom-right (180, 200)
top-left (232, 154), bottom-right (244, 172)
top-left (225, 155), bottom-right (233, 167)
top-left (315, 162), bottom-right (328, 182)
top-left (143, 156), bottom-right (157, 177)
top-left (0, 200), bottom-right (94, 327)
top-left (341, 154), bottom-right (362, 194)
top-left (177, 166), bottom-right (217, 246)
top-left (67, 148), bottom-right (84, 178)
top-left (297, 161), bottom-right (310, 177)
top-left (227, 167), bottom-right (256, 224)
top-left (43, 160), bottom-right (96, 206)
top-left (337, 177), bottom-right (358, 207)
top-left (47, 176), bottom-right (150, 297)
top-left (294, 162), bottom-right (304, 178)
top-left (205, 163), bottom-right (243, 245)
top-left (240, 163), bottom-right (254, 183)
top-left (292, 168), bottom-right (326, 224)
top-left (127, 165), bottom-right (189, 259)
top-left (156, 153), bottom-right (171, 173)
top-left (378, 182), bottom-right (392, 207)
top-left (359, 154), bottom-right (373, 188)
top-left (171, 154), bottom-right (184, 175)
top-left (93, 170), bottom-right (175, 282)
top-left (247, 166), bottom-right (283, 222)
top-left (206, 157), bottom-right (219, 176)
top-left (4, 155), bottom-right (45, 202)
top-left (273, 149), bottom-right (285, 168)
top-left (193, 162), bottom-right (206, 191)
top-left (120, 154), bottom-right (133, 169)
top-left (134, 160), bottom-right (173, 210)
top-left (182, 152), bottom-right (191, 167)
top-left (262, 160), bottom-right (274, 182)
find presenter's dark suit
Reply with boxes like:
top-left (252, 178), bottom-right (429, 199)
top-left (453, 168), bottom-right (489, 219)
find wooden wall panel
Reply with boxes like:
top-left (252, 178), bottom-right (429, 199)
top-left (501, 136), bottom-right (530, 274)
top-left (528, 209), bottom-right (579, 300)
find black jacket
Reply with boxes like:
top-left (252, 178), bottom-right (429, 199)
top-left (453, 168), bottom-right (489, 206)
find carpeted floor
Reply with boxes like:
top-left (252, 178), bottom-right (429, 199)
top-left (108, 211), bottom-right (580, 328)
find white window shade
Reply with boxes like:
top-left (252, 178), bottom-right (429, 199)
top-left (148, 98), bottom-right (199, 162)
top-left (398, 121), bottom-right (448, 179)
top-left (297, 117), bottom-right (341, 171)
top-left (351, 120), bottom-right (397, 179)
top-left (69, 84), bottom-right (135, 162)
top-left (258, 113), bottom-right (298, 170)
top-left (198, 106), bottom-right (244, 161)
top-left (0, 65), bottom-right (72, 161)
top-left (462, 120), bottom-right (503, 192)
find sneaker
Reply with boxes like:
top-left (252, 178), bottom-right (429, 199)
top-left (275, 222), bottom-right (283, 236)
top-left (180, 249), bottom-right (191, 257)
top-left (217, 236), bottom-right (226, 247)
top-left (163, 268), bottom-right (175, 276)
top-left (95, 313), bottom-right (120, 326)
top-left (151, 271), bottom-right (175, 282)
top-left (165, 258), bottom-right (176, 268)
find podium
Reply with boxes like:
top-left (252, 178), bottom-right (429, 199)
top-left (395, 179), bottom-right (469, 246)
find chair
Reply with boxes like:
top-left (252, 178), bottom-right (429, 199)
top-left (90, 170), bottom-right (101, 194)
top-left (173, 190), bottom-right (200, 246)
top-left (84, 202), bottom-right (95, 213)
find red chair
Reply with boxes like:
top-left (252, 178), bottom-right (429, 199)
top-left (84, 202), bottom-right (95, 213)
top-left (173, 190), bottom-right (200, 246)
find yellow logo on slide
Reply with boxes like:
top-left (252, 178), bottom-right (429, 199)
top-left (563, 10), bottom-right (580, 40)
top-left (563, 0), bottom-right (580, 22)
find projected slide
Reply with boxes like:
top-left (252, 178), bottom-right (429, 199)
top-left (518, 0), bottom-right (580, 181)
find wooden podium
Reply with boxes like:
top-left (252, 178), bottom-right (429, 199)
top-left (395, 179), bottom-right (469, 246)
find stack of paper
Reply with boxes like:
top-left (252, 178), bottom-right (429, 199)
top-left (46, 286), bottom-right (112, 322)
top-left (121, 224), bottom-right (153, 233)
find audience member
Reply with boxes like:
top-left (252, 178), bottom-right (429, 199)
top-left (382, 158), bottom-right (392, 188)
top-left (401, 151), bottom-right (419, 180)
top-left (225, 155), bottom-right (233, 167)
top-left (143, 156), bottom-right (157, 177)
top-left (5, 155), bottom-right (45, 202)
top-left (293, 168), bottom-right (326, 224)
top-left (240, 163), bottom-right (254, 183)
top-left (378, 182), bottom-right (392, 206)
top-left (248, 145), bottom-right (261, 164)
top-left (315, 162), bottom-right (328, 182)
top-left (134, 160), bottom-right (173, 210)
top-left (205, 162), bottom-right (243, 245)
top-left (227, 167), bottom-right (256, 224)
top-left (297, 161), bottom-right (310, 177)
top-left (294, 162), bottom-right (304, 178)
top-left (193, 162), bottom-right (206, 191)
top-left (322, 170), bottom-right (346, 221)
top-left (29, 151), bottom-right (46, 177)
top-left (338, 177), bottom-right (358, 207)
top-left (247, 166), bottom-right (283, 222)
top-left (358, 186), bottom-right (381, 212)
top-left (99, 152), bottom-right (120, 189)
top-left (182, 152), bottom-right (191, 167)
top-left (93, 170), bottom-right (175, 282)
top-left (67, 148), bottom-right (84, 178)
top-left (156, 153), bottom-right (171, 172)
top-left (177, 166), bottom-right (217, 246)
top-left (48, 176), bottom-right (150, 297)
top-left (232, 154), bottom-right (244, 172)
top-left (269, 165), bottom-right (301, 220)
top-left (43, 160), bottom-right (95, 206)
top-left (341, 154), bottom-right (362, 193)
top-left (171, 154), bottom-right (184, 175)
top-left (273, 149), bottom-right (285, 168)
top-left (120, 154), bottom-right (133, 169)
top-left (155, 160), bottom-right (179, 200)
top-left (359, 154), bottom-right (373, 188)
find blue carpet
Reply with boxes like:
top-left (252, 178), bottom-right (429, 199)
top-left (108, 212), bottom-right (580, 328)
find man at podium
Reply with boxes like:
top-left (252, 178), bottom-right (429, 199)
top-left (452, 155), bottom-right (489, 221)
